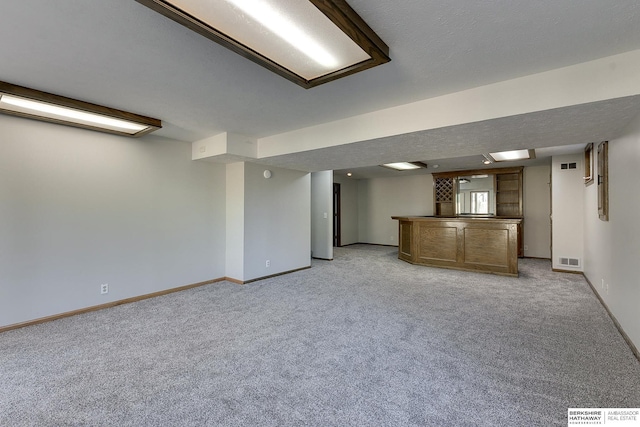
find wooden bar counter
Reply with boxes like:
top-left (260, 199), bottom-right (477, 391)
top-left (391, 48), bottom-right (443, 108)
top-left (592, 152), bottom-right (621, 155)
top-left (391, 216), bottom-right (522, 276)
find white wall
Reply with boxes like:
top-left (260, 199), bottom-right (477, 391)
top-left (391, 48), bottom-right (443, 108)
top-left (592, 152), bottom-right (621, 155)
top-left (243, 162), bottom-right (310, 281)
top-left (225, 162), bottom-right (244, 280)
top-left (523, 165), bottom-right (551, 258)
top-left (357, 174), bottom-right (434, 245)
top-left (310, 171), bottom-right (333, 259)
top-left (551, 154), bottom-right (585, 271)
top-left (0, 115), bottom-right (226, 327)
top-left (584, 114), bottom-right (640, 351)
top-left (333, 175), bottom-right (359, 245)
top-left (352, 167), bottom-right (551, 253)
top-left (224, 162), bottom-right (311, 282)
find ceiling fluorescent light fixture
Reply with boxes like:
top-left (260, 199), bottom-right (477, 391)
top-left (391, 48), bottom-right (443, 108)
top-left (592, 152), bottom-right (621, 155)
top-left (488, 149), bottom-right (536, 162)
top-left (381, 162), bottom-right (427, 171)
top-left (0, 81), bottom-right (161, 137)
top-left (135, 0), bottom-right (390, 88)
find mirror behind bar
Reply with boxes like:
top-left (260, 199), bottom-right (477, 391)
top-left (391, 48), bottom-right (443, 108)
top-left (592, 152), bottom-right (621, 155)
top-left (433, 166), bottom-right (523, 218)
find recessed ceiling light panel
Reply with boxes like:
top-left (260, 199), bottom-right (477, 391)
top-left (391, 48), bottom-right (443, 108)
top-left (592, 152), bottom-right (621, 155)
top-left (135, 0), bottom-right (390, 88)
top-left (488, 149), bottom-right (535, 162)
top-left (381, 162), bottom-right (427, 171)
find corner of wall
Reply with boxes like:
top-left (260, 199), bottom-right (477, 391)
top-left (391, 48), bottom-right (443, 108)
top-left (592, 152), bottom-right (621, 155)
top-left (311, 171), bottom-right (334, 259)
top-left (242, 162), bottom-right (311, 281)
top-left (225, 162), bottom-right (245, 281)
top-left (551, 154), bottom-right (585, 271)
top-left (523, 165), bottom-right (551, 259)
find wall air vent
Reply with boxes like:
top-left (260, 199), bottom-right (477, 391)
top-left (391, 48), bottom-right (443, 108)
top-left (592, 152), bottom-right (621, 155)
top-left (559, 257), bottom-right (580, 267)
top-left (560, 162), bottom-right (577, 170)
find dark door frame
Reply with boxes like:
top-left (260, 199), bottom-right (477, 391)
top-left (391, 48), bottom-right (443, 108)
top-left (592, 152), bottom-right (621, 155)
top-left (333, 183), bottom-right (341, 247)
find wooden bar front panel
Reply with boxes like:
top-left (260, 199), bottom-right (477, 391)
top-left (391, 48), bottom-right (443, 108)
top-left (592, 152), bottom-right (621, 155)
top-left (398, 220), bottom-right (413, 261)
top-left (392, 217), bottom-right (521, 276)
top-left (418, 225), bottom-right (457, 263)
top-left (464, 228), bottom-right (508, 266)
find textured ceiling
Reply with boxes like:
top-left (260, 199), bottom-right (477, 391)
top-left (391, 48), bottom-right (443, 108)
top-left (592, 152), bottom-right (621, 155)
top-left (269, 96), bottom-right (640, 176)
top-left (1, 0), bottom-right (640, 174)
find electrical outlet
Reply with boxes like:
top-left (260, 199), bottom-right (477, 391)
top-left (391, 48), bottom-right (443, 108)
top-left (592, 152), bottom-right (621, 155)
top-left (266, 260), bottom-right (270, 268)
top-left (100, 283), bottom-right (109, 294)
top-left (524, 245), bottom-right (528, 251)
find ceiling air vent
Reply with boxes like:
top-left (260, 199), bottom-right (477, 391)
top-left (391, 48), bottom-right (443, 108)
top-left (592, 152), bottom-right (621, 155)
top-left (559, 257), bottom-right (580, 267)
top-left (560, 162), bottom-right (577, 170)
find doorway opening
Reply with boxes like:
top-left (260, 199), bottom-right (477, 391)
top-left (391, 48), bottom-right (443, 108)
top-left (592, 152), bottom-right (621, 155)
top-left (333, 183), bottom-right (341, 247)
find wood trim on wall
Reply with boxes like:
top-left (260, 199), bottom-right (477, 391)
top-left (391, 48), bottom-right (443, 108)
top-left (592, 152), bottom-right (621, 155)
top-left (0, 278), bottom-right (225, 334)
top-left (340, 242), bottom-right (399, 248)
top-left (584, 143), bottom-right (594, 185)
top-left (552, 268), bottom-right (583, 274)
top-left (226, 265), bottom-right (312, 285)
top-left (1, 265), bottom-right (315, 333)
top-left (597, 141), bottom-right (609, 221)
top-left (583, 274), bottom-right (640, 363)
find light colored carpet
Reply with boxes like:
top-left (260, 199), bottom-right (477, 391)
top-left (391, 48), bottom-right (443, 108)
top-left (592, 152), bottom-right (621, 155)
top-left (1, 245), bottom-right (639, 426)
